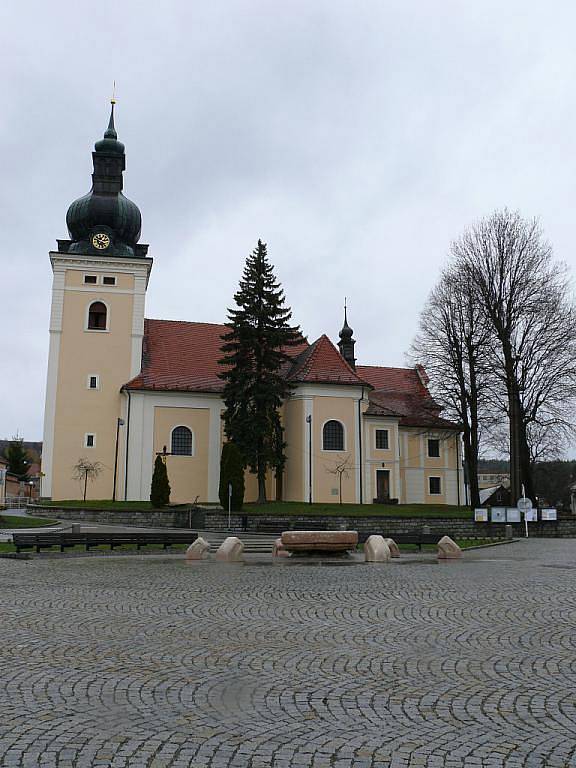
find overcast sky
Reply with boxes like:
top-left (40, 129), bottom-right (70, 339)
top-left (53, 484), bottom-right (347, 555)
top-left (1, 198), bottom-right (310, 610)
top-left (2, 0), bottom-right (576, 442)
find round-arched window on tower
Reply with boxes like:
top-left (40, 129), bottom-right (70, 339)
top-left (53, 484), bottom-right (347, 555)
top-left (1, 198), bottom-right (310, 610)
top-left (171, 426), bottom-right (193, 456)
top-left (87, 301), bottom-right (107, 330)
top-left (323, 420), bottom-right (344, 451)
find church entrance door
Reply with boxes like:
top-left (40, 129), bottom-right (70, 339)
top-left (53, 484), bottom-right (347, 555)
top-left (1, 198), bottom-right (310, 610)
top-left (376, 469), bottom-right (390, 502)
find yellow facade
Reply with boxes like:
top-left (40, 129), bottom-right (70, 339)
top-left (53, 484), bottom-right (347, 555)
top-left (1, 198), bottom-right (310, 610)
top-left (50, 269), bottom-right (135, 499)
top-left (153, 406), bottom-right (210, 503)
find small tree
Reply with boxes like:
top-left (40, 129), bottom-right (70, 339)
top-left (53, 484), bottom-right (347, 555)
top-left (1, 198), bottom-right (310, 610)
top-left (150, 454), bottom-right (170, 507)
top-left (219, 442), bottom-right (245, 511)
top-left (326, 454), bottom-right (353, 505)
top-left (72, 458), bottom-right (104, 501)
top-left (4, 436), bottom-right (30, 478)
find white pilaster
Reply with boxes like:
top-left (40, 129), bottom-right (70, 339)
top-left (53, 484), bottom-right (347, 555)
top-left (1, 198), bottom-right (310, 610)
top-left (41, 266), bottom-right (65, 498)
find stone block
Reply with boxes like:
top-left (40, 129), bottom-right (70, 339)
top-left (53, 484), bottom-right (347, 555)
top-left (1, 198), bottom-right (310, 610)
top-left (185, 536), bottom-right (210, 560)
top-left (364, 535), bottom-right (391, 563)
top-left (384, 537), bottom-right (401, 557)
top-left (280, 530), bottom-right (358, 552)
top-left (437, 535), bottom-right (462, 559)
top-left (215, 536), bottom-right (244, 562)
top-left (272, 537), bottom-right (290, 557)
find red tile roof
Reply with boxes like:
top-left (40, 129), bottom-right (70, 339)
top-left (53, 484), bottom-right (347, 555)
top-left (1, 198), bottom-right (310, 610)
top-left (125, 319), bottom-right (308, 393)
top-left (123, 320), bottom-right (460, 430)
top-left (356, 365), bottom-right (429, 396)
top-left (288, 335), bottom-right (369, 386)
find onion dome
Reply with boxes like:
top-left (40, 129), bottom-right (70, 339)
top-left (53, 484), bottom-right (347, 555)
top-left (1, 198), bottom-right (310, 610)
top-left (64, 102), bottom-right (143, 258)
top-left (338, 301), bottom-right (356, 370)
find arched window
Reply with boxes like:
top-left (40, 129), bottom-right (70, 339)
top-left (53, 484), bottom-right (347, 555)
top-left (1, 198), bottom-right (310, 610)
top-left (323, 420), bottom-right (344, 451)
top-left (171, 426), bottom-right (193, 456)
top-left (87, 301), bottom-right (107, 330)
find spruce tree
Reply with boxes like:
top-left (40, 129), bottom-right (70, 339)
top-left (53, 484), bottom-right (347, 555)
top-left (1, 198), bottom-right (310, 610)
top-left (218, 442), bottom-right (245, 511)
top-left (150, 454), bottom-right (171, 507)
top-left (219, 240), bottom-right (301, 503)
top-left (4, 437), bottom-right (29, 478)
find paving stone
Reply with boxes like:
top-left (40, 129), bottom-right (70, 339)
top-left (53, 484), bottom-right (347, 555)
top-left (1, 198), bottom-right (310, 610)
top-left (1, 539), bottom-right (576, 767)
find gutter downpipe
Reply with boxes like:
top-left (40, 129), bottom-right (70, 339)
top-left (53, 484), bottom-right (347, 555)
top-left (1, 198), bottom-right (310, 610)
top-left (358, 387), bottom-right (364, 504)
top-left (124, 389), bottom-right (131, 501)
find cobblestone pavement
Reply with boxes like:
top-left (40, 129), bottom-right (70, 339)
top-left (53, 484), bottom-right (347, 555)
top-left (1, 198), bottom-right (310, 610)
top-left (1, 539), bottom-right (576, 767)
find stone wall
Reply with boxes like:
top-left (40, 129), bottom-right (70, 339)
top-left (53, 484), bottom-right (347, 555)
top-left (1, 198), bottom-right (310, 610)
top-left (203, 510), bottom-right (576, 539)
top-left (29, 505), bottom-right (202, 529)
top-left (30, 504), bottom-right (576, 538)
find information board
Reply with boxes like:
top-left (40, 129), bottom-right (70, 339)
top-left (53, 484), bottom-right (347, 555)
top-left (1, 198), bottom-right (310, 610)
top-left (474, 508), bottom-right (488, 522)
top-left (491, 507), bottom-right (507, 523)
top-left (541, 508), bottom-right (557, 521)
top-left (506, 508), bottom-right (521, 523)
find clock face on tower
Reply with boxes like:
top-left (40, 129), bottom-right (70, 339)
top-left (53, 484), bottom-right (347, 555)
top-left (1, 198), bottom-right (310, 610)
top-left (92, 232), bottom-right (111, 250)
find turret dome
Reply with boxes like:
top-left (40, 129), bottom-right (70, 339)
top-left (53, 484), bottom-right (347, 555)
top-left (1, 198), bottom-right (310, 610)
top-left (63, 102), bottom-right (144, 258)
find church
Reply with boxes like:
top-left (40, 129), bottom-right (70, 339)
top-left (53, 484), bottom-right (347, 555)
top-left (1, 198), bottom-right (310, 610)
top-left (42, 105), bottom-right (464, 506)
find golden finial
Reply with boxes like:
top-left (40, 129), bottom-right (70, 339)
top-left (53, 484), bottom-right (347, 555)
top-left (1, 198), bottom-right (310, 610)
top-left (111, 80), bottom-right (117, 105)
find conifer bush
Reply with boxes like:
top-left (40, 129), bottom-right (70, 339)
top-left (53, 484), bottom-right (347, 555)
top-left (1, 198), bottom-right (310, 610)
top-left (219, 442), bottom-right (245, 511)
top-left (150, 455), bottom-right (171, 507)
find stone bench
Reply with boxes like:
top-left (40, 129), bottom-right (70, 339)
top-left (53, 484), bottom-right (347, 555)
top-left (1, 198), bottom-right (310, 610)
top-left (280, 530), bottom-right (358, 554)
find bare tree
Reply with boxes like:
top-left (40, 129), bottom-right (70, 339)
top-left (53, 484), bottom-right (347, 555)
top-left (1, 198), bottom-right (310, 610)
top-left (72, 458), bottom-right (104, 501)
top-left (326, 454), bottom-right (353, 505)
top-left (452, 209), bottom-right (576, 501)
top-left (411, 264), bottom-right (492, 507)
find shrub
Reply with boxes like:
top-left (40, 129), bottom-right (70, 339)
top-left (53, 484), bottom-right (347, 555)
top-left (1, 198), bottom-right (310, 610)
top-left (150, 455), bottom-right (170, 507)
top-left (219, 442), bottom-right (245, 511)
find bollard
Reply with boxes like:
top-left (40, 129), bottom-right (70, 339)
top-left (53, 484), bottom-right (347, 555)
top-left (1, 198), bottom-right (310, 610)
top-left (505, 524), bottom-right (513, 540)
top-left (71, 523), bottom-right (81, 533)
top-left (422, 525), bottom-right (431, 536)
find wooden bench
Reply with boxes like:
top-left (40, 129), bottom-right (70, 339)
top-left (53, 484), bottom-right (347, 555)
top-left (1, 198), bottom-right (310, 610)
top-left (12, 531), bottom-right (198, 554)
top-left (280, 530), bottom-right (358, 553)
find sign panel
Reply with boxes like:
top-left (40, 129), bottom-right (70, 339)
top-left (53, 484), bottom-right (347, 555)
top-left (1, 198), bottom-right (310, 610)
top-left (491, 507), bottom-right (507, 523)
top-left (541, 508), bottom-right (557, 521)
top-left (506, 508), bottom-right (521, 523)
top-left (517, 497), bottom-right (533, 512)
top-left (524, 508), bottom-right (537, 522)
top-left (475, 508), bottom-right (488, 522)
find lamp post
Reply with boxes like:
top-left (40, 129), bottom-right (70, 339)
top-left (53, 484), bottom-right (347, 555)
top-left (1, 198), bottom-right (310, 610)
top-left (112, 418), bottom-right (125, 502)
top-left (306, 414), bottom-right (312, 504)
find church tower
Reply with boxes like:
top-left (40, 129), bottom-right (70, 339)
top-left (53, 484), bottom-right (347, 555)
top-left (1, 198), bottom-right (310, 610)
top-left (338, 303), bottom-right (356, 370)
top-left (42, 102), bottom-right (152, 499)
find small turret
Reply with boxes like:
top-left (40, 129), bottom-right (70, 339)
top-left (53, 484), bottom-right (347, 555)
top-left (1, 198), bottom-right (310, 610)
top-left (338, 300), bottom-right (356, 370)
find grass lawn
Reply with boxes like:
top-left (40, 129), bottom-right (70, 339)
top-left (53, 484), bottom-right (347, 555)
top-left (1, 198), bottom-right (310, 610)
top-left (243, 501), bottom-right (473, 519)
top-left (33, 500), bottom-right (191, 511)
top-left (0, 515), bottom-right (59, 528)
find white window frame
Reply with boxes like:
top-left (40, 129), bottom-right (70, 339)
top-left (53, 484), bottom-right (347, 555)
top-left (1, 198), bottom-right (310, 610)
top-left (84, 433), bottom-right (96, 449)
top-left (375, 428), bottom-right (390, 451)
top-left (87, 374), bottom-right (100, 390)
top-left (321, 419), bottom-right (346, 452)
top-left (170, 425), bottom-right (195, 457)
top-left (429, 475), bottom-right (442, 495)
top-left (427, 438), bottom-right (441, 459)
top-left (102, 275), bottom-right (117, 286)
top-left (85, 299), bottom-right (110, 332)
top-left (83, 274), bottom-right (99, 285)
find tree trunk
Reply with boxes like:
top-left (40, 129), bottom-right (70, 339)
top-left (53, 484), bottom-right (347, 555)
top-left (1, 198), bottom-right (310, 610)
top-left (518, 417), bottom-right (535, 500)
top-left (256, 455), bottom-right (267, 504)
top-left (83, 471), bottom-right (88, 501)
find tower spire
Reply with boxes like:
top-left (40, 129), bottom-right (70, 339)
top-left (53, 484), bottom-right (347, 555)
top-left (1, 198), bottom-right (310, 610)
top-left (105, 83), bottom-right (117, 139)
top-left (338, 299), bottom-right (356, 369)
